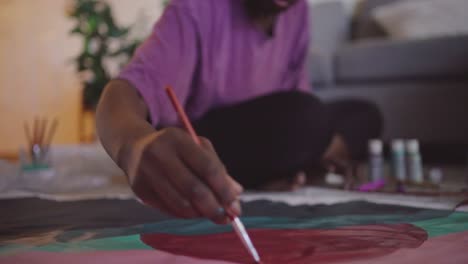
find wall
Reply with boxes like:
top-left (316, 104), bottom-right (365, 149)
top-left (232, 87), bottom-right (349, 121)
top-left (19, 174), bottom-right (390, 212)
top-left (0, 0), bottom-right (164, 154)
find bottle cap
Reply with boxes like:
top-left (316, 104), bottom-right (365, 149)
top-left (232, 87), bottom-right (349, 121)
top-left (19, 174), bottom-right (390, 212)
top-left (391, 139), bottom-right (405, 152)
top-left (406, 139), bottom-right (420, 154)
top-left (369, 139), bottom-right (383, 155)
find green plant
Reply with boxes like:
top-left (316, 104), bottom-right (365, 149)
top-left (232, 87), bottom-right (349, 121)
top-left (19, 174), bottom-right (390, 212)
top-left (68, 0), bottom-right (141, 110)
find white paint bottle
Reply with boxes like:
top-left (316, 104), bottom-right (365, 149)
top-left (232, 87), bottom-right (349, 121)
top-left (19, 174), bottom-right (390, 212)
top-left (391, 139), bottom-right (406, 182)
top-left (406, 139), bottom-right (424, 184)
top-left (368, 139), bottom-right (384, 182)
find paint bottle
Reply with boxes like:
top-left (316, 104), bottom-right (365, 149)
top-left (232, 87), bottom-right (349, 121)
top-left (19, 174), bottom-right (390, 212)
top-left (428, 167), bottom-right (443, 186)
top-left (391, 139), bottom-right (406, 182)
top-left (368, 139), bottom-right (384, 182)
top-left (406, 139), bottom-right (424, 184)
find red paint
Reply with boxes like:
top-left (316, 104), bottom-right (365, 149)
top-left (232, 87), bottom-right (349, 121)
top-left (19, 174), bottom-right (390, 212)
top-left (141, 224), bottom-right (427, 264)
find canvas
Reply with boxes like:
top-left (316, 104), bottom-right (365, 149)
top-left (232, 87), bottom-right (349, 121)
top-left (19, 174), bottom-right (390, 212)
top-left (1, 198), bottom-right (468, 263)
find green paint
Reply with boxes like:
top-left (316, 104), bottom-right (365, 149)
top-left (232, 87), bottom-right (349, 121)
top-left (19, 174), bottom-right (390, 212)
top-left (37, 234), bottom-right (151, 252)
top-left (3, 211), bottom-right (468, 254)
top-left (137, 212), bottom-right (456, 236)
top-left (412, 212), bottom-right (468, 238)
top-left (0, 245), bottom-right (35, 256)
top-left (0, 235), bottom-right (150, 255)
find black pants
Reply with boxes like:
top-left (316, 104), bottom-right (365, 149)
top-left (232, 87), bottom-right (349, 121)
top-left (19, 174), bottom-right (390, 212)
top-left (194, 91), bottom-right (382, 189)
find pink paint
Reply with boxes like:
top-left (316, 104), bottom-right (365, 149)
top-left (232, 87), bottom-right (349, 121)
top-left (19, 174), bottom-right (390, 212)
top-left (0, 250), bottom-right (236, 264)
top-left (348, 231), bottom-right (468, 264)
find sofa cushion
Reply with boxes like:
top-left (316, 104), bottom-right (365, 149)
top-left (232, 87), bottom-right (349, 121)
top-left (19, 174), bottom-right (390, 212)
top-left (372, 0), bottom-right (468, 40)
top-left (352, 0), bottom-right (402, 39)
top-left (308, 1), bottom-right (348, 86)
top-left (336, 35), bottom-right (468, 82)
top-left (310, 1), bottom-right (349, 53)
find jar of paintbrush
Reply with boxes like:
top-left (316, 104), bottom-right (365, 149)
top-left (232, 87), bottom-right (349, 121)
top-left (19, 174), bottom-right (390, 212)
top-left (18, 118), bottom-right (59, 191)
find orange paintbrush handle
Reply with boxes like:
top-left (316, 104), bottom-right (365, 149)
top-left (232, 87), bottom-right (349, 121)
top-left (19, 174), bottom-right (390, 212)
top-left (164, 86), bottom-right (201, 145)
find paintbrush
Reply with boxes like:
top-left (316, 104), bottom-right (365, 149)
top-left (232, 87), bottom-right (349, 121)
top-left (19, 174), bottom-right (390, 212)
top-left (24, 122), bottom-right (33, 152)
top-left (43, 118), bottom-right (58, 154)
top-left (24, 117), bottom-right (59, 164)
top-left (33, 117), bottom-right (39, 146)
top-left (165, 86), bottom-right (261, 263)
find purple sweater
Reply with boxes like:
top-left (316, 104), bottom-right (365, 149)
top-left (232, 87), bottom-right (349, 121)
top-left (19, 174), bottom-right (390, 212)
top-left (119, 0), bottom-right (311, 127)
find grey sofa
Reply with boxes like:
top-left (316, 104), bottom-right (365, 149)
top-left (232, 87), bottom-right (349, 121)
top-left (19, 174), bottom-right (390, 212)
top-left (308, 0), bottom-right (468, 158)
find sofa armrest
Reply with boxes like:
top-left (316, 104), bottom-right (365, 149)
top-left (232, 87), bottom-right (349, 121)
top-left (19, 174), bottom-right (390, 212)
top-left (336, 35), bottom-right (468, 82)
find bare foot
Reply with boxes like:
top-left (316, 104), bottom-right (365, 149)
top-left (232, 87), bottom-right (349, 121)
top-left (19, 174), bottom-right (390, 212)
top-left (319, 134), bottom-right (358, 189)
top-left (321, 159), bottom-right (357, 189)
top-left (323, 134), bottom-right (350, 162)
top-left (259, 171), bottom-right (306, 192)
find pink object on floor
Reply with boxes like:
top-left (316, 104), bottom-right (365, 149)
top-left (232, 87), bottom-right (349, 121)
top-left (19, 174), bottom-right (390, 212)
top-left (358, 179), bottom-right (386, 192)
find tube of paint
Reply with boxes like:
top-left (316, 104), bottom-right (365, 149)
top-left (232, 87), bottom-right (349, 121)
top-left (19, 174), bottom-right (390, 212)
top-left (368, 139), bottom-right (384, 182)
top-left (391, 139), bottom-right (406, 182)
top-left (406, 139), bottom-right (424, 184)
